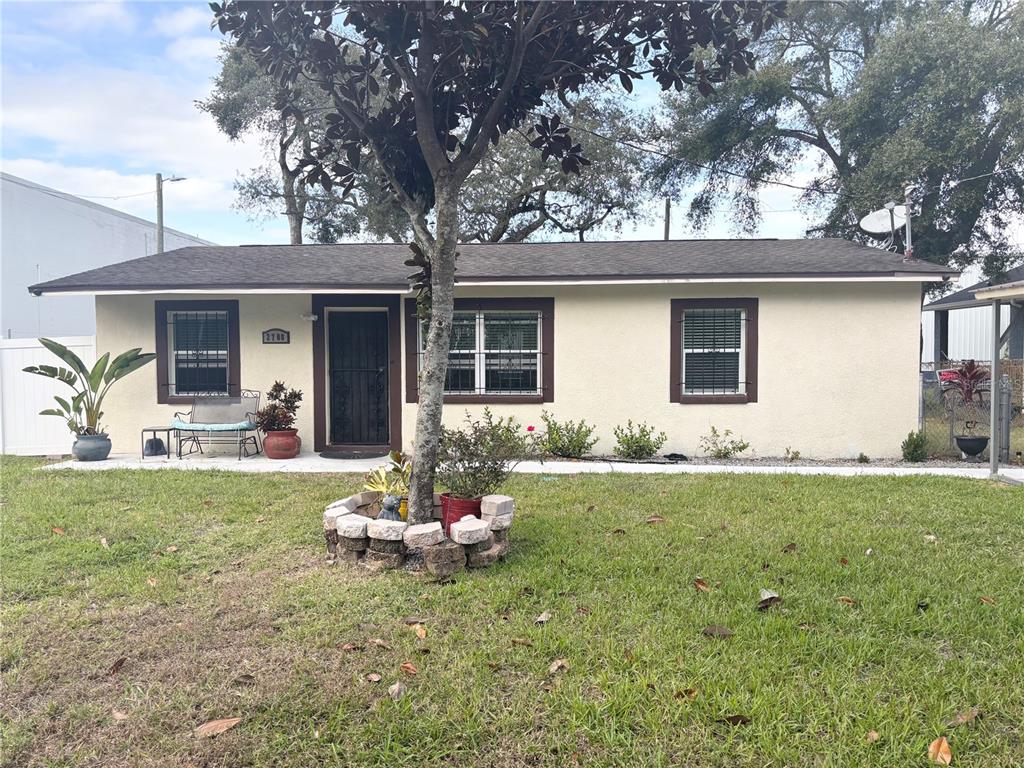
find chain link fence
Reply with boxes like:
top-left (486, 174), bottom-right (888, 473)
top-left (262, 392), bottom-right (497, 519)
top-left (919, 360), bottom-right (1024, 462)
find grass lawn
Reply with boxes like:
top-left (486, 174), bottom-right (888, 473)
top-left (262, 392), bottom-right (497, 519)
top-left (2, 457), bottom-right (1022, 767)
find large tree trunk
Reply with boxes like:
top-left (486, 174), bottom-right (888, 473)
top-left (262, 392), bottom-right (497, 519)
top-left (407, 181), bottom-right (459, 523)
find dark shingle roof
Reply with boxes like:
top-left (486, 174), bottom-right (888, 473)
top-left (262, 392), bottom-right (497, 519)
top-left (924, 263), bottom-right (1024, 311)
top-left (29, 238), bottom-right (956, 294)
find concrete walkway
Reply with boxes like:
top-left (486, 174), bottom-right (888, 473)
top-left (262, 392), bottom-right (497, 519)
top-left (41, 453), bottom-right (1024, 483)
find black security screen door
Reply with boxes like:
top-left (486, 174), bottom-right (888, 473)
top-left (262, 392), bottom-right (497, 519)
top-left (328, 311), bottom-right (389, 445)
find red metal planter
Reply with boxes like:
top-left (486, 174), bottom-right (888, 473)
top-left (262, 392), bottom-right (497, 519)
top-left (264, 429), bottom-right (301, 459)
top-left (439, 493), bottom-right (482, 536)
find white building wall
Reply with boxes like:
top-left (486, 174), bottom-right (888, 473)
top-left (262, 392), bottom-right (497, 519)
top-left (921, 304), bottom-right (1011, 364)
top-left (0, 173), bottom-right (211, 339)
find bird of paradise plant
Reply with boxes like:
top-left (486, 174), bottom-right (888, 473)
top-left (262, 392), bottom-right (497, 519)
top-left (23, 338), bottom-right (156, 436)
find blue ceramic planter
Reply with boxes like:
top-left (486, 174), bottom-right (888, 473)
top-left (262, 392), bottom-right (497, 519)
top-left (72, 434), bottom-right (112, 461)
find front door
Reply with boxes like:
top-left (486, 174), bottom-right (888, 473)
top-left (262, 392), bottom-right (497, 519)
top-left (328, 311), bottom-right (389, 445)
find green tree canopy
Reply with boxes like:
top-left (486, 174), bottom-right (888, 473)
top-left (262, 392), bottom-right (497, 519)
top-left (650, 0), bottom-right (1024, 276)
top-left (200, 46), bottom-right (653, 244)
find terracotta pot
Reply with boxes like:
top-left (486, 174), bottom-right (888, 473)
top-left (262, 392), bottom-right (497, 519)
top-left (264, 429), bottom-right (301, 459)
top-left (439, 493), bottom-right (482, 536)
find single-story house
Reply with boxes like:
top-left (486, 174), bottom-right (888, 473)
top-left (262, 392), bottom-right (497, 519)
top-left (28, 239), bottom-right (955, 459)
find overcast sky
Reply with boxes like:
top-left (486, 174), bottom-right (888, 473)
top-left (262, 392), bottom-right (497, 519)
top-left (1, 0), bottom-right (817, 246)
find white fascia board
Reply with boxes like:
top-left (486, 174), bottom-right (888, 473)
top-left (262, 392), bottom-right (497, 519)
top-left (33, 274), bottom-right (952, 296)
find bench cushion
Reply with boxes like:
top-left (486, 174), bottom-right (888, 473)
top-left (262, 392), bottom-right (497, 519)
top-left (170, 419), bottom-right (256, 432)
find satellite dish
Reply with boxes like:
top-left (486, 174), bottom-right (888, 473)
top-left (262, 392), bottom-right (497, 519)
top-left (859, 205), bottom-right (907, 235)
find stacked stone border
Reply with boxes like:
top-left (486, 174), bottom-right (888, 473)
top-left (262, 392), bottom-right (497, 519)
top-left (323, 492), bottom-right (514, 578)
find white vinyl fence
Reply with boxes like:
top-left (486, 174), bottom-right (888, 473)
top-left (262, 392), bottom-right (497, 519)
top-left (0, 336), bottom-right (95, 455)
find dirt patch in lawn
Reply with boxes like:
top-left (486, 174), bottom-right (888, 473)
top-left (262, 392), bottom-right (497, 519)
top-left (1, 552), bottom-right (377, 768)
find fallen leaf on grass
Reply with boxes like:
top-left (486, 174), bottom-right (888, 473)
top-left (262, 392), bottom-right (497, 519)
top-left (694, 578), bottom-right (710, 593)
top-left (928, 736), bottom-right (952, 765)
top-left (586, 505), bottom-right (596, 513)
top-left (231, 674), bottom-right (256, 687)
top-left (646, 515), bottom-right (665, 524)
top-left (946, 707), bottom-right (981, 727)
top-left (837, 596), bottom-right (859, 606)
top-left (146, 578), bottom-right (158, 587)
top-left (839, 557), bottom-right (849, 566)
top-left (112, 709), bottom-right (128, 722)
top-left (100, 537), bottom-right (110, 549)
top-left (341, 642), bottom-right (362, 652)
top-left (548, 658), bottom-right (569, 674)
top-left (369, 638), bottom-right (390, 649)
top-left (403, 616), bottom-right (428, 625)
top-left (364, 673), bottom-right (382, 683)
top-left (412, 624), bottom-right (427, 640)
top-left (400, 662), bottom-right (418, 676)
top-left (254, 516), bottom-right (265, 523)
top-left (388, 681), bottom-right (407, 700)
top-left (511, 637), bottom-right (533, 647)
top-left (535, 611), bottom-right (552, 624)
top-left (107, 656), bottom-right (127, 675)
top-left (756, 589), bottom-right (781, 611)
top-left (51, 527), bottom-right (65, 536)
top-left (610, 527), bottom-right (627, 535)
top-left (702, 625), bottom-right (733, 639)
top-left (924, 534), bottom-right (939, 543)
top-left (165, 545), bottom-right (178, 553)
top-left (979, 596), bottom-right (996, 605)
top-left (782, 542), bottom-right (797, 553)
top-left (675, 688), bottom-right (698, 701)
top-left (718, 714), bottom-right (750, 726)
top-left (194, 717), bottom-right (242, 739)
top-left (866, 730), bottom-right (880, 744)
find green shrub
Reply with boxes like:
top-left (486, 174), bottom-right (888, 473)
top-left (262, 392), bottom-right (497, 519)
top-left (857, 452), bottom-right (870, 464)
top-left (699, 426), bottom-right (750, 459)
top-left (437, 408), bottom-right (542, 499)
top-left (540, 411), bottom-right (598, 458)
top-left (612, 420), bottom-right (667, 460)
top-left (901, 430), bottom-right (928, 462)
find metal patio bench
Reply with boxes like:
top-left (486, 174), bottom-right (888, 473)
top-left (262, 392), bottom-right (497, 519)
top-left (170, 389), bottom-right (262, 460)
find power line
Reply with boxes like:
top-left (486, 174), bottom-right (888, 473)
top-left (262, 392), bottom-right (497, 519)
top-left (552, 113), bottom-right (1015, 203)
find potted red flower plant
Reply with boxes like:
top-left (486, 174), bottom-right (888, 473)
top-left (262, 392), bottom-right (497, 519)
top-left (435, 408), bottom-right (540, 533)
top-left (255, 381), bottom-right (303, 459)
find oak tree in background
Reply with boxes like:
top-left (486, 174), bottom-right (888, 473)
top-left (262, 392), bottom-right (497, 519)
top-left (200, 46), bottom-right (652, 244)
top-left (650, 0), bottom-right (1024, 276)
top-left (212, 0), bottom-right (783, 522)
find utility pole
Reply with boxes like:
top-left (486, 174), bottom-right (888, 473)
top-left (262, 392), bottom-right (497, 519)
top-left (155, 173), bottom-right (186, 254)
top-left (663, 197), bottom-right (671, 241)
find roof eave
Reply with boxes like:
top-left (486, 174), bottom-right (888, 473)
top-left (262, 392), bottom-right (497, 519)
top-left (29, 271), bottom-right (957, 296)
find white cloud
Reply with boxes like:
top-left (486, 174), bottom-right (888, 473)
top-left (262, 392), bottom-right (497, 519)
top-left (1, 62), bottom-right (265, 182)
top-left (0, 158), bottom-right (234, 217)
top-left (166, 36), bottom-right (222, 66)
top-left (41, 1), bottom-right (137, 34)
top-left (153, 6), bottom-right (212, 38)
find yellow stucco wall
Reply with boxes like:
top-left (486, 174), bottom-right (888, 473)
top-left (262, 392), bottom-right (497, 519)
top-left (403, 282), bottom-right (923, 459)
top-left (96, 280), bottom-right (922, 459)
top-left (95, 293), bottom-right (315, 454)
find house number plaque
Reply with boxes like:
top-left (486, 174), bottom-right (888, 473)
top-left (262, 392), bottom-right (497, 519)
top-left (262, 328), bottom-right (290, 344)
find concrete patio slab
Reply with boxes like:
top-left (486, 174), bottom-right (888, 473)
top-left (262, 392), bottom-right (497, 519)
top-left (38, 453), bottom-right (1024, 483)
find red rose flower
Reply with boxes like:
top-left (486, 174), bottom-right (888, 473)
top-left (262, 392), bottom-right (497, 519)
top-left (526, 425), bottom-right (535, 432)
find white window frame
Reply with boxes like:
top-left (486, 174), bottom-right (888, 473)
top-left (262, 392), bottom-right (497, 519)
top-left (419, 310), bottom-right (542, 395)
top-left (681, 308), bottom-right (747, 396)
top-left (167, 309), bottom-right (230, 396)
